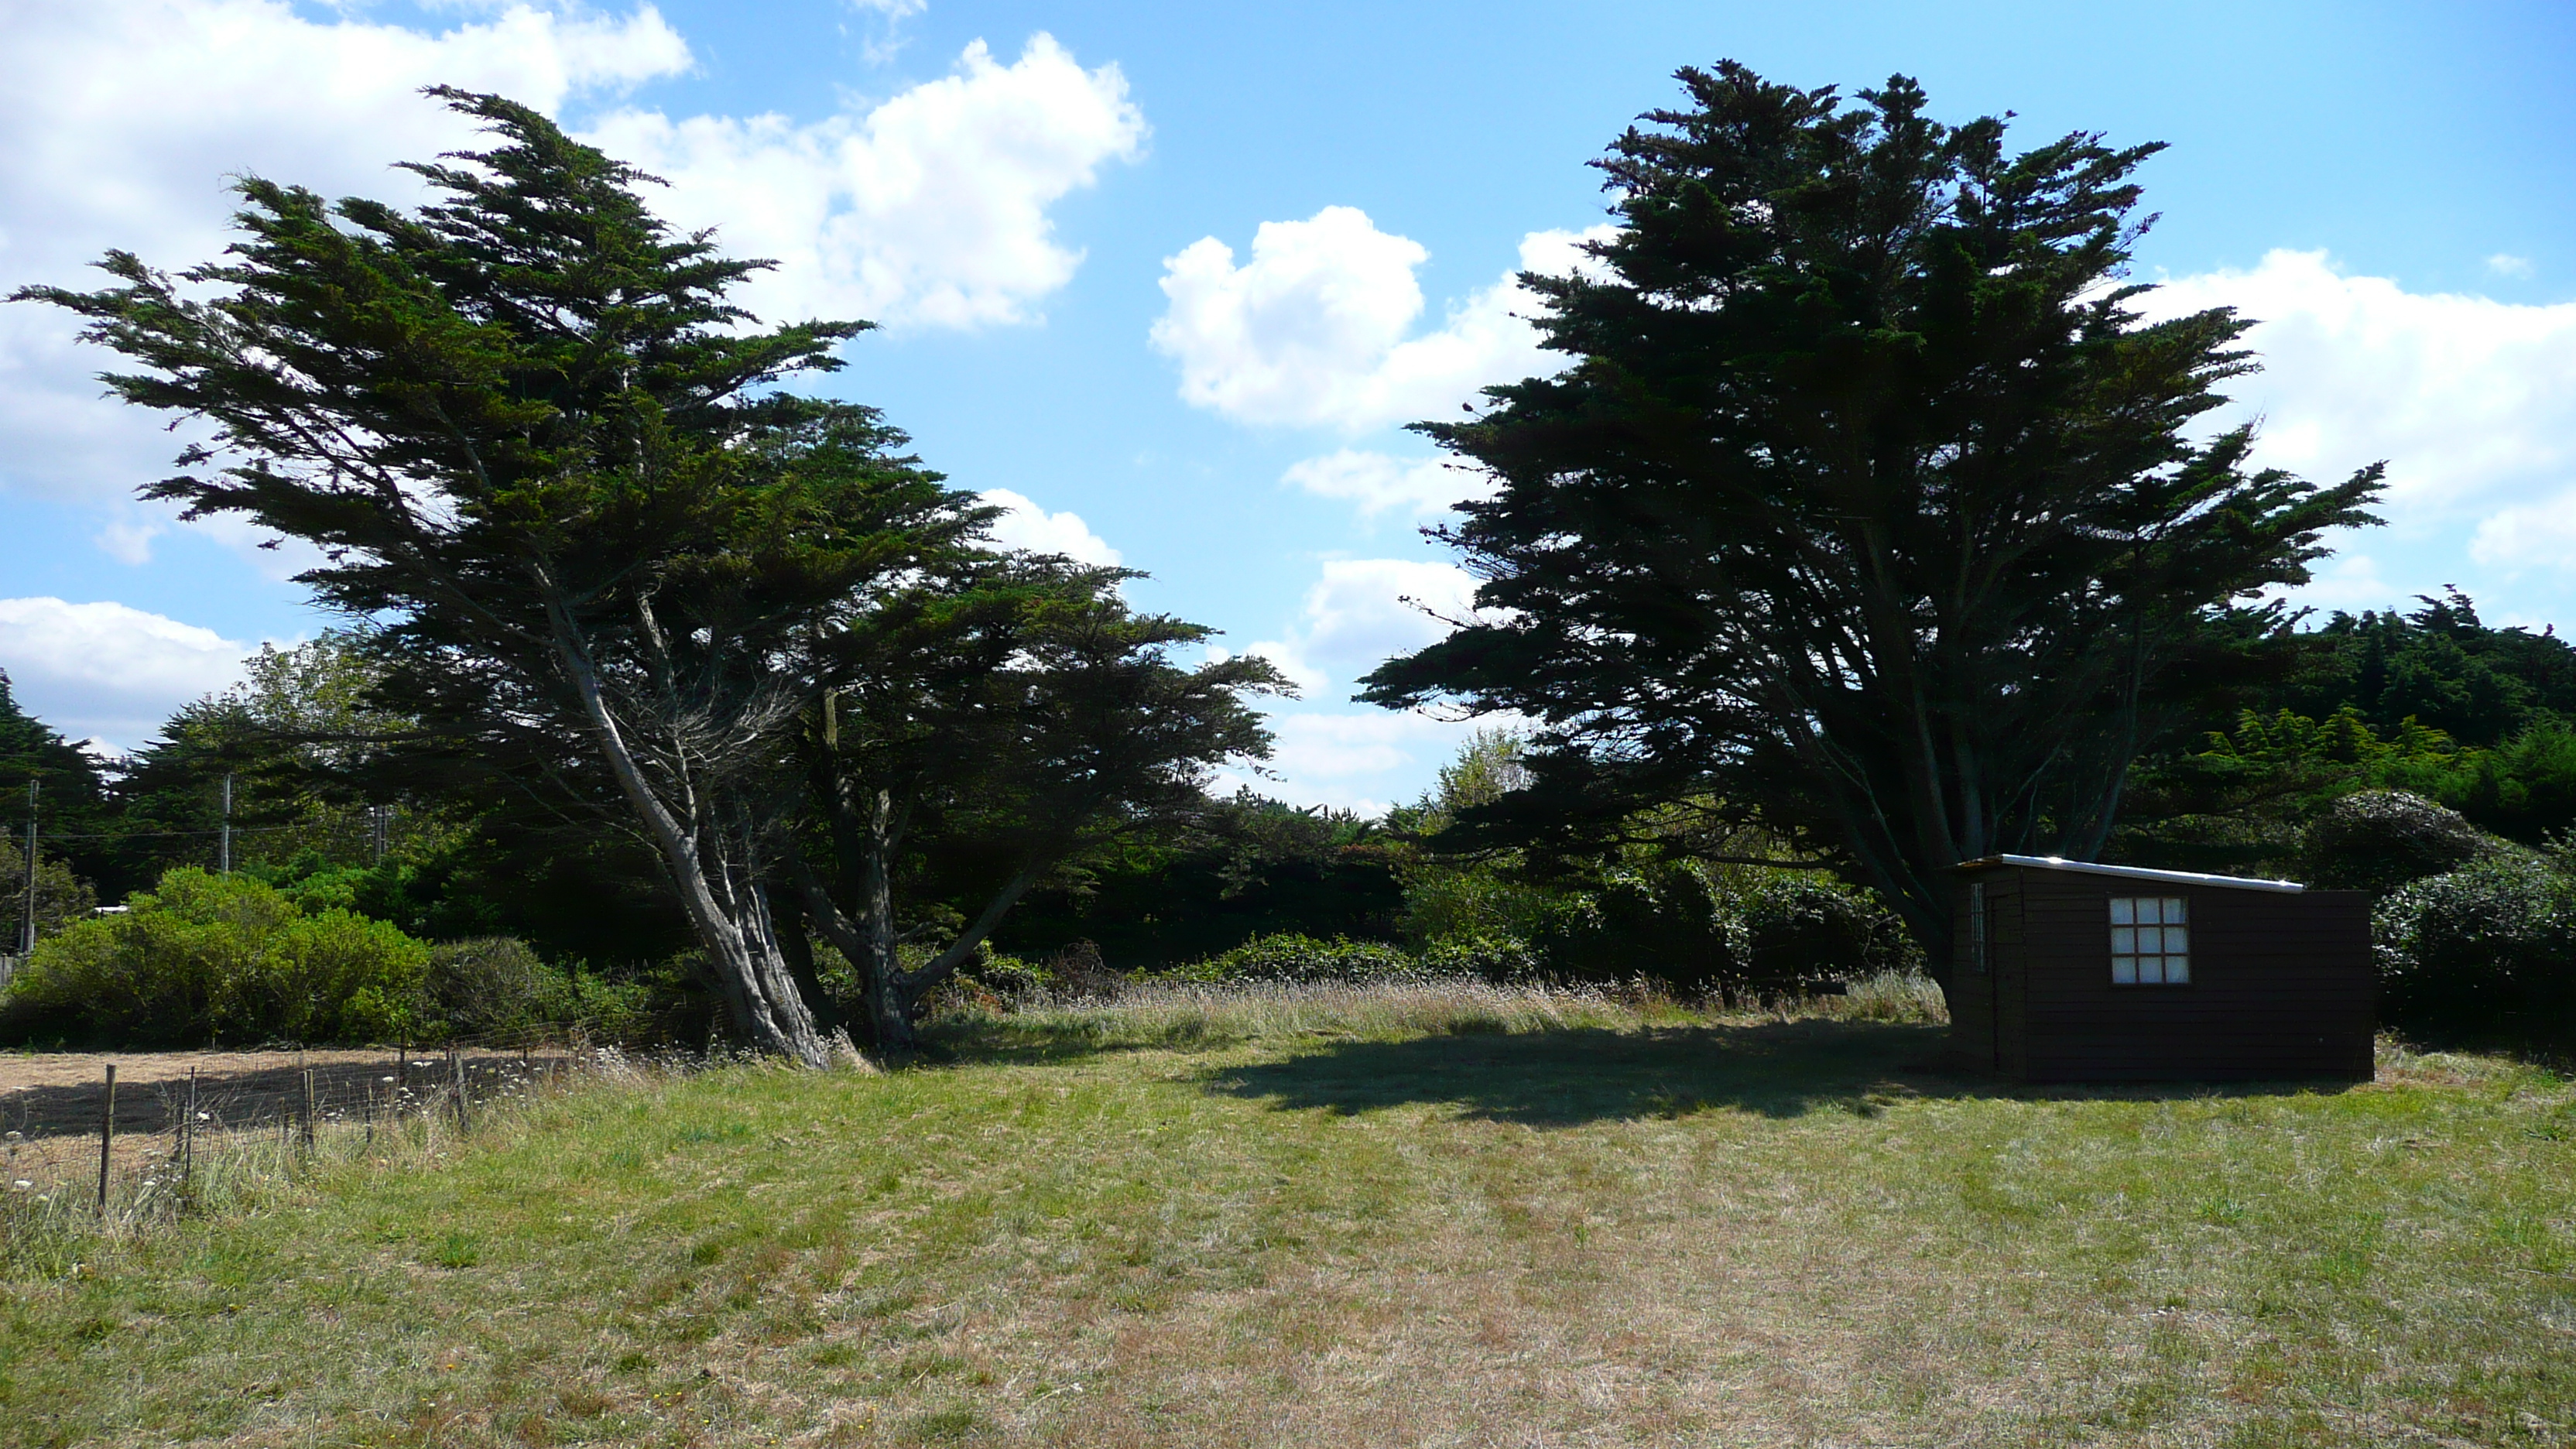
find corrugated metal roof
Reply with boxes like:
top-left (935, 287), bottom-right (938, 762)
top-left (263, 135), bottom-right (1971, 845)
top-left (1953, 854), bottom-right (2307, 893)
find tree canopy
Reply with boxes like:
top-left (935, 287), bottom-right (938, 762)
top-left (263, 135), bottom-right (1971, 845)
top-left (1361, 63), bottom-right (2384, 968)
top-left (18, 88), bottom-right (1278, 1058)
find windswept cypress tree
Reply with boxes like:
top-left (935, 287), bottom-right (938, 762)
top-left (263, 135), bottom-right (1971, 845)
top-left (1362, 65), bottom-right (2384, 974)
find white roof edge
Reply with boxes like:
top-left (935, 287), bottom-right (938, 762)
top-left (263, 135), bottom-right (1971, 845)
top-left (1967, 854), bottom-right (2307, 893)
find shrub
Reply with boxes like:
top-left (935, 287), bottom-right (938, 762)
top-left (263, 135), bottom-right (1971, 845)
top-left (424, 937), bottom-right (619, 1036)
top-left (2304, 790), bottom-right (2498, 894)
top-left (1169, 933), bottom-right (1419, 985)
top-left (1416, 933), bottom-right (1545, 981)
top-left (2374, 854), bottom-right (2576, 1046)
top-left (1, 868), bottom-right (428, 1045)
top-left (1523, 864), bottom-right (1917, 998)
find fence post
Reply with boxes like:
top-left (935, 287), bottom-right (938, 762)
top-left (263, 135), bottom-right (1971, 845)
top-left (182, 1067), bottom-right (196, 1187)
top-left (301, 1068), bottom-right (317, 1151)
top-left (96, 1064), bottom-right (116, 1214)
top-left (450, 1046), bottom-right (469, 1132)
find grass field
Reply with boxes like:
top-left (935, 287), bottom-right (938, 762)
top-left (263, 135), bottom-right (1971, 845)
top-left (2, 978), bottom-right (2572, 1447)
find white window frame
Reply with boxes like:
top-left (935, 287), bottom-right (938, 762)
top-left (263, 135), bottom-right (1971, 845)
top-left (2109, 896), bottom-right (2191, 985)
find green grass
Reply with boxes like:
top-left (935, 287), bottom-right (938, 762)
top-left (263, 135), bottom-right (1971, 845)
top-left (2, 978), bottom-right (2572, 1447)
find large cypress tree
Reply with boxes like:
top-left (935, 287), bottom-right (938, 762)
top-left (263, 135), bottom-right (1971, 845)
top-left (16, 91), bottom-right (968, 1062)
top-left (1361, 64), bottom-right (2383, 974)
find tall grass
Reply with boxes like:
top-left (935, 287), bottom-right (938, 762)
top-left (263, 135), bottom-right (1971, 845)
top-left (942, 969), bottom-right (1949, 1055)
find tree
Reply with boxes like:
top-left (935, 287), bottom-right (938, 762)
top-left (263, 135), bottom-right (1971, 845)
top-left (17, 91), bottom-right (975, 1064)
top-left (791, 557), bottom-right (1284, 1048)
top-left (1360, 64), bottom-right (2383, 976)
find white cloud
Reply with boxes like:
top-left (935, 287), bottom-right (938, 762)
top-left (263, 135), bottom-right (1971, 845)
top-left (0, 0), bottom-right (692, 528)
top-left (584, 34), bottom-right (1145, 330)
top-left (1218, 556), bottom-right (1523, 813)
top-left (978, 488), bottom-right (1120, 566)
top-left (1152, 210), bottom-right (1614, 432)
top-left (1258, 557), bottom-right (1488, 674)
top-left (0, 597), bottom-right (252, 747)
top-left (1281, 448), bottom-right (1494, 521)
top-left (2140, 250), bottom-right (2576, 568)
top-left (2472, 491), bottom-right (2576, 574)
top-left (0, 6), bottom-right (1144, 557)
top-left (2486, 253), bottom-right (2536, 280)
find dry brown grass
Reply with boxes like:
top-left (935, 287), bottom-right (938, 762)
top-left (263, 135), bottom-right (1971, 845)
top-left (2, 980), bottom-right (2569, 1447)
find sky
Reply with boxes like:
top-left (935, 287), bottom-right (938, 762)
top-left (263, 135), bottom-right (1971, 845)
top-left (2, 0), bottom-right (2572, 810)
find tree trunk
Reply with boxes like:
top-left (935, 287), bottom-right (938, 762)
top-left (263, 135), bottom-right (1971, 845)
top-left (542, 584), bottom-right (834, 1066)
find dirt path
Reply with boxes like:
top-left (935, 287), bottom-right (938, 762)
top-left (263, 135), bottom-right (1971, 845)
top-left (0, 1046), bottom-right (574, 1139)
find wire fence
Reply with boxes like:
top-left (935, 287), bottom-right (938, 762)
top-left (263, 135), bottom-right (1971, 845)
top-left (0, 1021), bottom-right (680, 1239)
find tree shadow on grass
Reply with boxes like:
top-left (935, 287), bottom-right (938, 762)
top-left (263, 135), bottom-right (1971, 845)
top-left (1204, 1019), bottom-right (2362, 1125)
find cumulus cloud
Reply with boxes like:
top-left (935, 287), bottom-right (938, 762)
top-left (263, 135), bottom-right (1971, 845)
top-left (0, 597), bottom-right (252, 747)
top-left (2486, 253), bottom-right (2536, 280)
top-left (1214, 709), bottom-right (1497, 813)
top-left (2139, 250), bottom-right (2576, 539)
top-left (2471, 492), bottom-right (2576, 574)
top-left (978, 488), bottom-right (1121, 566)
top-left (0, 0), bottom-right (691, 519)
top-left (0, 5), bottom-right (1144, 543)
top-left (1251, 557), bottom-right (1488, 681)
top-left (1151, 209), bottom-right (1614, 432)
top-left (1280, 448), bottom-right (1494, 521)
top-left (584, 34), bottom-right (1146, 330)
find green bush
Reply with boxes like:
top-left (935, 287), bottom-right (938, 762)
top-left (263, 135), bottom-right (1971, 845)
top-left (2374, 854), bottom-right (2576, 1047)
top-left (1525, 864), bottom-right (1917, 998)
top-left (1167, 933), bottom-right (1420, 985)
top-left (2304, 790), bottom-right (2498, 894)
top-left (1416, 933), bottom-right (1545, 981)
top-left (0, 869), bottom-right (636, 1046)
top-left (2, 868), bottom-right (428, 1045)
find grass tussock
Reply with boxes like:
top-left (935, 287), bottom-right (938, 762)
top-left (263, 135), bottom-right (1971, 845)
top-left (2, 979), bottom-right (2571, 1449)
top-left (944, 968), bottom-right (1950, 1056)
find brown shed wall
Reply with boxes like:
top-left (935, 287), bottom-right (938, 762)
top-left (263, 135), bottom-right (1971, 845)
top-left (1951, 866), bottom-right (2373, 1083)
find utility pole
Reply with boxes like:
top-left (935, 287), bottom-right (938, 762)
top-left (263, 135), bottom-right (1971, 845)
top-left (219, 772), bottom-right (233, 875)
top-left (19, 778), bottom-right (35, 957)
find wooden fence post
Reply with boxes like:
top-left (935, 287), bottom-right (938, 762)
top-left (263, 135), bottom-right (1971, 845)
top-left (96, 1064), bottom-right (116, 1214)
top-left (181, 1067), bottom-right (197, 1187)
top-left (301, 1068), bottom-right (317, 1151)
top-left (450, 1046), bottom-right (469, 1132)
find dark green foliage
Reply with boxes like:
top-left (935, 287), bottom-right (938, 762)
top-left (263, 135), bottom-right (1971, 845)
top-left (2281, 591), bottom-right (2576, 748)
top-left (0, 837), bottom-right (96, 950)
top-left (995, 790), bottom-right (1403, 968)
top-left (2115, 593), bottom-right (2576, 875)
top-left (2375, 853), bottom-right (2576, 1050)
top-left (0, 671), bottom-right (105, 814)
top-left (1164, 933), bottom-right (1418, 985)
top-left (793, 563), bottom-right (1285, 1046)
top-left (1360, 63), bottom-right (2382, 966)
top-left (14, 89), bottom-right (1000, 1061)
top-left (1534, 865), bottom-right (1919, 999)
top-left (420, 937), bottom-right (649, 1039)
top-left (2302, 790), bottom-right (2498, 895)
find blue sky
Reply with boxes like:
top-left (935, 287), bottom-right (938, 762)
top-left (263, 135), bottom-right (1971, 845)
top-left (2, 0), bottom-right (2572, 809)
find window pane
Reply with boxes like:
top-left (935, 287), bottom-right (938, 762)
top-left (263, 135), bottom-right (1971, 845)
top-left (2139, 897), bottom-right (2163, 924)
top-left (2165, 954), bottom-right (2190, 984)
top-left (2165, 896), bottom-right (2187, 922)
top-left (2146, 956), bottom-right (2170, 985)
top-left (2110, 897), bottom-right (2135, 924)
top-left (2112, 927), bottom-right (2136, 954)
top-left (2112, 955), bottom-right (2138, 984)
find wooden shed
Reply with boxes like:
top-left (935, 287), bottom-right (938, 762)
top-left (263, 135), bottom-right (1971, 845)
top-left (1945, 855), bottom-right (2374, 1083)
